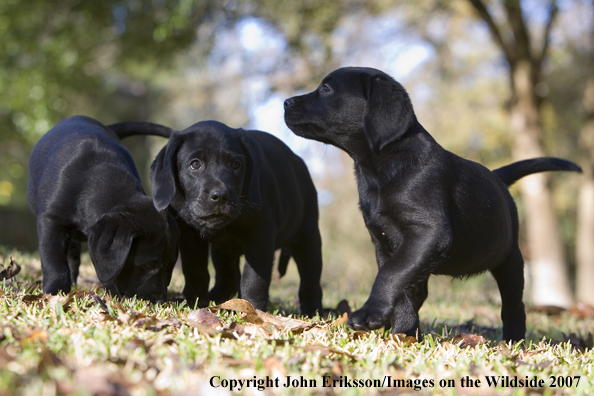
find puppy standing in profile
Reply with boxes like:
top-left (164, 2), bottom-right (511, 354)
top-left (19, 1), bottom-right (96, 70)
top-left (150, 120), bottom-right (323, 316)
top-left (27, 115), bottom-right (179, 302)
top-left (284, 67), bottom-right (581, 342)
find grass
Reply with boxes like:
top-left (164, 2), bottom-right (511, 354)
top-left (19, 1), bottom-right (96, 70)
top-left (1, 248), bottom-right (593, 396)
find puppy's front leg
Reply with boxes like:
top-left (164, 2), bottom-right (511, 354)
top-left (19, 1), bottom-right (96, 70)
top-left (348, 228), bottom-right (445, 332)
top-left (240, 229), bottom-right (276, 311)
top-left (37, 218), bottom-right (72, 294)
top-left (209, 246), bottom-right (241, 303)
top-left (178, 220), bottom-right (210, 308)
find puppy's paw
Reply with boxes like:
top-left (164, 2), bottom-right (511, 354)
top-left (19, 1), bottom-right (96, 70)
top-left (347, 304), bottom-right (392, 331)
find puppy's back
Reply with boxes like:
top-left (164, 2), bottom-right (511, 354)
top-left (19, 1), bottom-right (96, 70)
top-left (27, 115), bottom-right (142, 217)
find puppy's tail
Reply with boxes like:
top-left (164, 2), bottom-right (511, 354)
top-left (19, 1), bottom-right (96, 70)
top-left (278, 247), bottom-right (291, 278)
top-left (108, 122), bottom-right (176, 139)
top-left (493, 157), bottom-right (582, 187)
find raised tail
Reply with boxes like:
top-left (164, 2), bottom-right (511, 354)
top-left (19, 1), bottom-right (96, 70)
top-left (108, 121), bottom-right (176, 139)
top-left (493, 157), bottom-right (581, 186)
top-left (278, 247), bottom-right (291, 277)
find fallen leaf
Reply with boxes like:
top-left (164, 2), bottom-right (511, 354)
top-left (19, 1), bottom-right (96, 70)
top-left (389, 333), bottom-right (418, 345)
top-left (569, 303), bottom-right (594, 319)
top-left (451, 333), bottom-right (487, 348)
top-left (185, 318), bottom-right (236, 339)
top-left (221, 355), bottom-right (253, 367)
top-left (209, 299), bottom-right (263, 324)
top-left (209, 299), bottom-right (314, 333)
top-left (23, 329), bottom-right (48, 344)
top-left (264, 356), bottom-right (287, 376)
top-left (22, 293), bottom-right (49, 306)
top-left (532, 305), bottom-right (566, 315)
top-left (187, 309), bottom-right (222, 328)
top-left (90, 292), bottom-right (110, 313)
top-left (0, 257), bottom-right (21, 280)
top-left (333, 312), bottom-right (348, 325)
top-left (145, 317), bottom-right (182, 331)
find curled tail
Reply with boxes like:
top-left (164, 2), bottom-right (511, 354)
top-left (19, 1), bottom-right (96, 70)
top-left (278, 247), bottom-right (291, 277)
top-left (493, 157), bottom-right (581, 187)
top-left (108, 121), bottom-right (176, 139)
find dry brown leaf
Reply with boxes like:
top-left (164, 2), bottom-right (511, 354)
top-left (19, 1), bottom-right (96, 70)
top-left (185, 317), bottom-right (236, 339)
top-left (210, 298), bottom-right (314, 333)
top-left (0, 257), bottom-right (21, 280)
top-left (264, 356), bottom-right (287, 376)
top-left (333, 312), bottom-right (349, 325)
top-left (221, 355), bottom-right (253, 367)
top-left (223, 322), bottom-right (272, 338)
top-left (23, 329), bottom-right (48, 344)
top-left (22, 293), bottom-right (49, 306)
top-left (390, 333), bottom-right (418, 345)
top-left (569, 303), bottom-right (594, 319)
top-left (90, 292), bottom-right (110, 313)
top-left (145, 317), bottom-right (182, 332)
top-left (209, 299), bottom-right (264, 324)
top-left (532, 305), bottom-right (566, 315)
top-left (187, 309), bottom-right (222, 328)
top-left (451, 333), bottom-right (487, 348)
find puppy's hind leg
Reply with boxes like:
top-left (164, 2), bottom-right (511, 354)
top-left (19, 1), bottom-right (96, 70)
top-left (67, 241), bottom-right (82, 285)
top-left (37, 217), bottom-right (72, 294)
top-left (290, 218), bottom-right (324, 317)
top-left (490, 246), bottom-right (526, 343)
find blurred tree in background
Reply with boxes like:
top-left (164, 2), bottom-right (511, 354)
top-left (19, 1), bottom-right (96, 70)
top-left (0, 0), bottom-right (592, 305)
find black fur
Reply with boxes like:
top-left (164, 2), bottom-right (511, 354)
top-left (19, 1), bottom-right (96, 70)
top-left (150, 120), bottom-right (323, 316)
top-left (27, 115), bottom-right (179, 303)
top-left (284, 67), bottom-right (581, 341)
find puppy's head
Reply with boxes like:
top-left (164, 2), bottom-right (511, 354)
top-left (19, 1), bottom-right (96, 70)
top-left (284, 67), bottom-right (416, 155)
top-left (150, 120), bottom-right (261, 233)
top-left (88, 204), bottom-right (179, 303)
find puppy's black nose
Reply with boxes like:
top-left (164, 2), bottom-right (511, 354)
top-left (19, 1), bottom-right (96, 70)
top-left (210, 189), bottom-right (228, 202)
top-left (284, 98), bottom-right (294, 108)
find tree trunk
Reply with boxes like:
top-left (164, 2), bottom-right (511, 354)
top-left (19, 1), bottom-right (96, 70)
top-left (576, 74), bottom-right (594, 305)
top-left (510, 59), bottom-right (573, 308)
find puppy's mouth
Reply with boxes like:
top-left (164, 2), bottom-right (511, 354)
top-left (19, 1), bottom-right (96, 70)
top-left (195, 209), bottom-right (239, 229)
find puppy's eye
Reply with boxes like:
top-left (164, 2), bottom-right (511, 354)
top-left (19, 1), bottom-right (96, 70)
top-left (321, 84), bottom-right (331, 93)
top-left (231, 161), bottom-right (241, 170)
top-left (189, 160), bottom-right (201, 170)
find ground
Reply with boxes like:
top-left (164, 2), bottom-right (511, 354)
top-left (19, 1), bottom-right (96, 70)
top-left (0, 248), bottom-right (593, 396)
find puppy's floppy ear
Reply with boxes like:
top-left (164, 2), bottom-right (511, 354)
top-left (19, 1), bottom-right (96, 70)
top-left (150, 136), bottom-right (179, 211)
top-left (239, 131), bottom-right (262, 209)
top-left (362, 75), bottom-right (415, 154)
top-left (88, 214), bottom-right (136, 284)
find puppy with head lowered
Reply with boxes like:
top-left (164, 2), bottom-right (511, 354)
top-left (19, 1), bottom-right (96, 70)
top-left (284, 67), bottom-right (581, 342)
top-left (27, 115), bottom-right (179, 303)
top-left (150, 120), bottom-right (323, 316)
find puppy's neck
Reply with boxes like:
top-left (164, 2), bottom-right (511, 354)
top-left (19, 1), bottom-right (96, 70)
top-left (352, 121), bottom-right (437, 174)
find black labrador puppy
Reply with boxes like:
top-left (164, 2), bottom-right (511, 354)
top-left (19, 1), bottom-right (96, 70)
top-left (284, 66), bottom-right (581, 342)
top-left (150, 120), bottom-right (323, 316)
top-left (27, 115), bottom-right (179, 303)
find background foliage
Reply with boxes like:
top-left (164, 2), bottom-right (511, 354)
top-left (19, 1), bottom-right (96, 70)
top-left (0, 0), bottom-right (592, 302)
